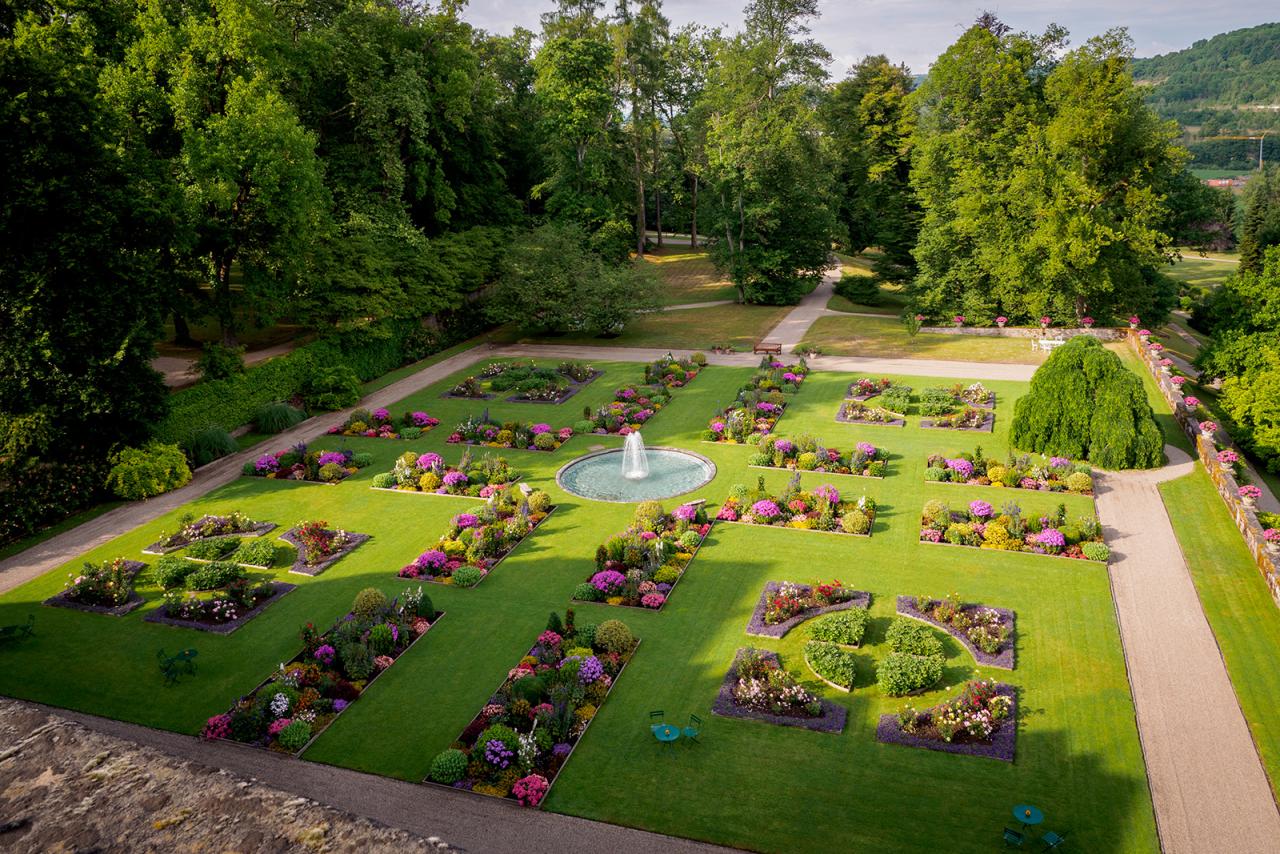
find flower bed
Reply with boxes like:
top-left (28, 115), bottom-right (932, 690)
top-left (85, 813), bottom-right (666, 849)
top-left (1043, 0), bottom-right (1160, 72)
top-left (243, 445), bottom-right (373, 484)
top-left (749, 435), bottom-right (887, 478)
top-left (581, 383), bottom-right (669, 435)
top-left (279, 521), bottom-right (371, 576)
top-left (643, 354), bottom-right (704, 388)
top-left (950, 382), bottom-right (995, 409)
top-left (877, 680), bottom-right (1016, 762)
top-left (745, 581), bottom-right (870, 638)
top-left (371, 450), bottom-right (518, 497)
top-left (444, 361), bottom-right (603, 405)
top-left (44, 559), bottom-right (147, 616)
top-left (919, 498), bottom-right (1109, 561)
top-left (703, 358), bottom-right (807, 442)
top-left (203, 586), bottom-right (441, 754)
top-left (571, 501), bottom-right (711, 610)
top-left (424, 611), bottom-right (637, 806)
top-left (835, 400), bottom-right (906, 428)
top-left (847, 377), bottom-right (892, 402)
top-left (716, 478), bottom-right (877, 537)
top-left (145, 581), bottom-right (296, 634)
top-left (923, 450), bottom-right (1094, 495)
top-left (447, 414), bottom-right (574, 452)
top-left (327, 407), bottom-right (439, 440)
top-left (919, 408), bottom-right (994, 432)
top-left (143, 512), bottom-right (276, 555)
top-left (711, 648), bottom-right (846, 733)
top-left (896, 594), bottom-right (1015, 669)
top-left (397, 489), bottom-right (556, 587)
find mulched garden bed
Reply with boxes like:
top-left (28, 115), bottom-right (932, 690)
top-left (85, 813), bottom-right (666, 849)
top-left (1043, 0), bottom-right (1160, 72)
top-left (143, 582), bottom-right (298, 635)
top-left (875, 684), bottom-right (1017, 762)
top-left (279, 528), bottom-right (371, 577)
top-left (895, 595), bottom-right (1016, 670)
top-left (835, 407), bottom-right (906, 428)
top-left (43, 561), bottom-right (147, 617)
top-left (920, 411), bottom-right (995, 432)
top-left (403, 506), bottom-right (559, 589)
top-left (960, 391), bottom-right (996, 410)
top-left (710, 648), bottom-right (847, 734)
top-left (504, 370), bottom-right (603, 405)
top-left (746, 582), bottom-right (870, 638)
top-left (143, 520), bottom-right (277, 555)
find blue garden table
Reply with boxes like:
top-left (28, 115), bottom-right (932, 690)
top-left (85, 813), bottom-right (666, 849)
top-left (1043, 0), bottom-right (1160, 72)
top-left (1013, 804), bottom-right (1044, 828)
top-left (654, 723), bottom-right (680, 744)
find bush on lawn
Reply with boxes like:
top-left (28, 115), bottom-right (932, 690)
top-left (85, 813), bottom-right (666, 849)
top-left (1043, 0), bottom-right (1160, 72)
top-left (877, 652), bottom-right (944, 696)
top-left (106, 443), bottom-right (192, 500)
top-left (886, 618), bottom-right (944, 657)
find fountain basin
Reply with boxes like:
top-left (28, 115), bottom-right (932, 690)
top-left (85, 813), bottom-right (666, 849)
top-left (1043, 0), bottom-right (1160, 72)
top-left (556, 447), bottom-right (716, 503)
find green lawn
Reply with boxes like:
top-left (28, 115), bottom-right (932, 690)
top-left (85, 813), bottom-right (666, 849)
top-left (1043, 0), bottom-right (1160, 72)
top-left (800, 315), bottom-right (1051, 365)
top-left (0, 357), bottom-right (1157, 852)
top-left (496, 303), bottom-right (793, 352)
top-left (639, 247), bottom-right (740, 305)
top-left (1163, 251), bottom-right (1237, 293)
top-left (826, 252), bottom-right (909, 315)
top-left (1160, 470), bottom-right (1280, 799)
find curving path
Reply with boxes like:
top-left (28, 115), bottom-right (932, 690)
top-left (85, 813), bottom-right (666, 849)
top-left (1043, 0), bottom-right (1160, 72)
top-left (1097, 445), bottom-right (1280, 853)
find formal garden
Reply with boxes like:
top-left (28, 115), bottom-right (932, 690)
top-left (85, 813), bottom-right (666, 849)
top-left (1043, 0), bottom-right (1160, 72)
top-left (0, 355), bottom-right (1159, 852)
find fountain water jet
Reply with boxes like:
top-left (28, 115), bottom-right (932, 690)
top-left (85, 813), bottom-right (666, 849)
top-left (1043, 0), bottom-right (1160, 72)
top-left (621, 431), bottom-right (650, 480)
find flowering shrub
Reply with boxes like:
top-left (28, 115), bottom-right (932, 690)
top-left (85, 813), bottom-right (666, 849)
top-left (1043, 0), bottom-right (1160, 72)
top-left (242, 444), bottom-right (371, 483)
top-left (895, 680), bottom-right (1013, 744)
top-left (327, 407), bottom-right (439, 439)
top-left (448, 415), bottom-right (572, 451)
top-left (291, 520), bottom-right (353, 567)
top-left (924, 448), bottom-right (1094, 495)
top-left (205, 587), bottom-right (435, 751)
top-left (749, 434), bottom-right (888, 477)
top-left (763, 580), bottom-right (855, 626)
top-left (397, 488), bottom-right (554, 584)
top-left (61, 558), bottom-right (138, 607)
top-left (847, 377), bottom-right (892, 401)
top-left (644, 354), bottom-right (702, 387)
top-left (377, 449), bottom-right (517, 496)
top-left (730, 648), bottom-right (822, 718)
top-left (572, 502), bottom-right (710, 609)
top-left (703, 358), bottom-right (807, 442)
top-left (427, 613), bottom-right (635, 802)
top-left (919, 499), bottom-right (1106, 560)
top-left (717, 477), bottom-right (876, 536)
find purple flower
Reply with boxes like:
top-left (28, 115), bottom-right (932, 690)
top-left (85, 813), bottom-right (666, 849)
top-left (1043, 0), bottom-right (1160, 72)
top-left (254, 455), bottom-right (279, 473)
top-left (314, 644), bottom-right (336, 665)
top-left (333, 699), bottom-right (349, 712)
top-left (782, 372), bottom-right (799, 382)
top-left (578, 656), bottom-right (604, 683)
top-left (416, 452), bottom-right (444, 470)
top-left (969, 500), bottom-right (993, 519)
top-left (750, 500), bottom-right (781, 520)
top-left (945, 458), bottom-right (974, 478)
top-left (443, 471), bottom-right (468, 487)
top-left (756, 402), bottom-right (778, 413)
top-left (372, 407), bottom-right (390, 422)
top-left (553, 742), bottom-right (573, 758)
top-left (1049, 456), bottom-right (1071, 469)
top-left (483, 739), bottom-right (513, 769)
top-left (856, 441), bottom-right (877, 457)
top-left (317, 451), bottom-right (346, 467)
top-left (710, 420), bottom-right (726, 433)
top-left (1036, 528), bottom-right (1066, 547)
top-left (813, 484), bottom-right (840, 504)
top-left (774, 439), bottom-right (794, 454)
top-left (591, 569), bottom-right (627, 594)
top-left (452, 512), bottom-right (479, 529)
top-left (639, 530), bottom-right (657, 541)
top-left (416, 549), bottom-right (449, 570)
top-left (673, 504), bottom-right (698, 522)
top-left (530, 423), bottom-right (552, 435)
top-left (410, 411), bottom-right (434, 427)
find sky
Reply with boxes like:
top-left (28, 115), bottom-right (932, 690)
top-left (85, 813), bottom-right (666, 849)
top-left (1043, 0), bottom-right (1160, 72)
top-left (458, 1), bottom-right (1278, 76)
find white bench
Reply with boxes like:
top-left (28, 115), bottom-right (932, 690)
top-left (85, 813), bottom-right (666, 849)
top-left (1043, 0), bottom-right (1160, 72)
top-left (1033, 339), bottom-right (1066, 352)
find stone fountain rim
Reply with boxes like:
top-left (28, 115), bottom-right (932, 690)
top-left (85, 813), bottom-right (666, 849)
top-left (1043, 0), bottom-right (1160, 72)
top-left (554, 445), bottom-right (718, 504)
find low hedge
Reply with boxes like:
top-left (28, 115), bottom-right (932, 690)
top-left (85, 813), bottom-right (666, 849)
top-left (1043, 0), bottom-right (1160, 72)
top-left (886, 618), bottom-right (945, 657)
top-left (805, 640), bottom-right (858, 689)
top-left (876, 652), bottom-right (944, 696)
top-left (185, 561), bottom-right (247, 591)
top-left (809, 609), bottom-right (869, 646)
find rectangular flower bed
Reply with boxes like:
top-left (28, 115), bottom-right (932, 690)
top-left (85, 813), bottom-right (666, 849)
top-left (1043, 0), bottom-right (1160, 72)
top-left (876, 680), bottom-right (1016, 762)
top-left (643, 354), bottom-right (703, 388)
top-left (711, 648), bottom-right (846, 733)
top-left (919, 498), bottom-right (1109, 562)
top-left (422, 611), bottom-right (638, 808)
top-left (717, 478), bottom-right (877, 537)
top-left (144, 581), bottom-right (297, 634)
top-left (243, 445), bottom-right (373, 483)
top-left (142, 512), bottom-right (276, 555)
top-left (847, 377), bottom-right (893, 402)
top-left (896, 594), bottom-right (1015, 669)
top-left (746, 581), bottom-right (869, 638)
top-left (748, 435), bottom-right (888, 478)
top-left (444, 360), bottom-right (603, 405)
top-left (396, 488), bottom-right (557, 588)
top-left (920, 409), bottom-right (995, 432)
top-left (203, 586), bottom-right (442, 755)
top-left (835, 400), bottom-right (906, 428)
top-left (370, 450), bottom-right (518, 497)
top-left (446, 413), bottom-right (574, 452)
top-left (326, 407), bottom-right (439, 440)
top-left (44, 559), bottom-right (147, 616)
top-left (703, 357), bottom-right (807, 442)
top-left (951, 382), bottom-right (996, 409)
top-left (280, 522), bottom-right (371, 576)
top-left (571, 501), bottom-right (712, 610)
top-left (582, 382), bottom-right (671, 435)
top-left (923, 451), bottom-right (1094, 495)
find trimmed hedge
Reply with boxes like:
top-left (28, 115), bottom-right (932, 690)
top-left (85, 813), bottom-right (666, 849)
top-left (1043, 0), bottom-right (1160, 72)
top-left (876, 652), bottom-right (944, 696)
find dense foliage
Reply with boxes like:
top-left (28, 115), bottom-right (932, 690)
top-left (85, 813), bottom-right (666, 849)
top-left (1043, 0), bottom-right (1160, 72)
top-left (1010, 337), bottom-right (1163, 469)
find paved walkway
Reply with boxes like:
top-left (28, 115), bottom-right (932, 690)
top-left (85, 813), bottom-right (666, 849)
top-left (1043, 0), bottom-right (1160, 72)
top-left (1097, 445), bottom-right (1280, 853)
top-left (761, 267), bottom-right (839, 352)
top-left (153, 340), bottom-right (303, 389)
top-left (25, 701), bottom-right (729, 854)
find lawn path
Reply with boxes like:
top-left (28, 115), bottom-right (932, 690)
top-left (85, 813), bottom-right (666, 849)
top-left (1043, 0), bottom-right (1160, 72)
top-left (1098, 446), bottom-right (1280, 853)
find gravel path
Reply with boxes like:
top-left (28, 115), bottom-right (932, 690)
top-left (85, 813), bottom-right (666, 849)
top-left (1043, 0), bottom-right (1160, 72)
top-left (760, 267), bottom-right (840, 351)
top-left (1097, 445), bottom-right (1280, 853)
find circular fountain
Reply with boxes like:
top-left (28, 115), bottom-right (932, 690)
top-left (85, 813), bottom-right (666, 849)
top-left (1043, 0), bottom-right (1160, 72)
top-left (556, 432), bottom-right (716, 503)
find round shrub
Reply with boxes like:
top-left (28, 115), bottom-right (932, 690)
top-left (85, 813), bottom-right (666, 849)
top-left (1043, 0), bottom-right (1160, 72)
top-left (452, 566), bottom-right (484, 588)
top-left (401, 426), bottom-right (422, 440)
top-left (185, 561), bottom-right (246, 591)
top-left (253, 402), bottom-right (307, 434)
top-left (276, 719), bottom-right (312, 751)
top-left (573, 582), bottom-right (601, 601)
top-left (634, 501), bottom-right (665, 529)
top-left (152, 556), bottom-right (197, 590)
top-left (107, 442), bottom-right (192, 500)
top-left (1081, 541), bottom-right (1111, 562)
top-left (429, 748), bottom-right (468, 784)
top-left (876, 652), bottom-right (944, 696)
top-left (478, 723), bottom-right (520, 755)
top-left (840, 509), bottom-right (871, 535)
top-left (574, 419), bottom-right (594, 434)
top-left (924, 466), bottom-right (947, 482)
top-left (371, 472), bottom-right (395, 489)
top-left (653, 566), bottom-right (680, 585)
top-left (747, 452), bottom-right (771, 467)
top-left (594, 619), bottom-right (634, 654)
top-left (1010, 336), bottom-right (1162, 469)
top-left (809, 609), bottom-right (869, 646)
top-left (678, 530), bottom-right (702, 550)
top-left (533, 432), bottom-right (557, 450)
top-left (419, 471), bottom-right (442, 492)
top-left (1065, 471), bottom-right (1093, 493)
top-left (986, 464), bottom-right (1007, 484)
top-left (351, 452), bottom-right (373, 469)
top-left (527, 491), bottom-right (552, 514)
top-left (796, 452), bottom-right (819, 471)
top-left (352, 587), bottom-right (388, 621)
top-left (319, 462), bottom-right (345, 482)
top-left (886, 618), bottom-right (944, 657)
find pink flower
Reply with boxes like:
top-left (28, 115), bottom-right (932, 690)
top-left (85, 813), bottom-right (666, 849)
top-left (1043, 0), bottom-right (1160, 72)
top-left (1200, 421), bottom-right (1218, 434)
top-left (1171, 375), bottom-right (1187, 385)
top-left (995, 316), bottom-right (1008, 324)
top-left (1239, 485), bottom-right (1262, 500)
top-left (1184, 396), bottom-right (1200, 407)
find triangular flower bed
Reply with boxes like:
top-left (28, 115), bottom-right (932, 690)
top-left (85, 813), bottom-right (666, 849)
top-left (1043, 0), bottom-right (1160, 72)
top-left (279, 523), bottom-right (370, 577)
top-left (876, 681), bottom-right (1016, 762)
top-left (746, 581), bottom-right (870, 638)
top-left (711, 648), bottom-right (846, 733)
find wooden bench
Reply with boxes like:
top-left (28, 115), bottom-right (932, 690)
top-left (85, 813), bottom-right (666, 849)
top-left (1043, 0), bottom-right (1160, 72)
top-left (753, 340), bottom-right (783, 355)
top-left (158, 647), bottom-right (198, 684)
top-left (0, 614), bottom-right (34, 643)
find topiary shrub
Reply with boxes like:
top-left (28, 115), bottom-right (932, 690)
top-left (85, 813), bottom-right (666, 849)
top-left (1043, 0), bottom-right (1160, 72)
top-left (573, 582), bottom-right (601, 601)
top-left (1065, 471), bottom-right (1093, 493)
top-left (429, 748), bottom-right (468, 784)
top-left (452, 566), bottom-right (484, 588)
top-left (533, 432), bottom-right (557, 450)
top-left (186, 427), bottom-right (238, 467)
top-left (253, 401), bottom-right (307, 434)
top-left (886, 618), bottom-right (944, 657)
top-left (186, 561), bottom-right (246, 590)
top-left (1010, 336), bottom-right (1162, 469)
top-left (371, 472), bottom-right (395, 489)
top-left (527, 491), bottom-right (552, 514)
top-left (634, 500), bottom-right (665, 529)
top-left (594, 619), bottom-right (634, 654)
top-left (106, 442), bottom-right (192, 500)
top-left (152, 556), bottom-right (198, 590)
top-left (1081, 541), bottom-right (1111, 562)
top-left (876, 652), bottom-right (944, 696)
top-left (840, 509), bottom-right (870, 535)
top-left (352, 587), bottom-right (388, 621)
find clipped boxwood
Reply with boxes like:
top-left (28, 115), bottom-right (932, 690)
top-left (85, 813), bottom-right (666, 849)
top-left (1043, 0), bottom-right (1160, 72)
top-left (451, 566), bottom-right (484, 588)
top-left (185, 561), bottom-right (247, 591)
top-left (886, 618), bottom-right (944, 657)
top-left (106, 442), bottom-right (192, 501)
top-left (230, 538), bottom-right (276, 567)
top-left (152, 556), bottom-right (198, 590)
top-left (429, 748), bottom-right (468, 784)
top-left (876, 652), bottom-right (944, 696)
top-left (804, 640), bottom-right (857, 689)
top-left (185, 536), bottom-right (239, 561)
top-left (809, 609), bottom-right (869, 646)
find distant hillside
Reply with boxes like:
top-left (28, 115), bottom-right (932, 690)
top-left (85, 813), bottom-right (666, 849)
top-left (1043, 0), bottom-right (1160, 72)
top-left (1131, 22), bottom-right (1280, 149)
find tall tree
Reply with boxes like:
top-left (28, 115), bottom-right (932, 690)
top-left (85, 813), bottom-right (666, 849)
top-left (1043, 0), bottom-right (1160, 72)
top-left (660, 24), bottom-right (718, 247)
top-left (614, 0), bottom-right (669, 254)
top-left (1238, 166), bottom-right (1280, 274)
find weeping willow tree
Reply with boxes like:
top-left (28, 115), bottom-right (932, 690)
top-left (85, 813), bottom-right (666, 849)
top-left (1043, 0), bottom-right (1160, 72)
top-left (1010, 337), bottom-right (1163, 469)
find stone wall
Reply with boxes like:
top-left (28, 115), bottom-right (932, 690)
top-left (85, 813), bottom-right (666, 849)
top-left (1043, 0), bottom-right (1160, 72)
top-left (919, 325), bottom-right (1125, 341)
top-left (1127, 332), bottom-right (1280, 607)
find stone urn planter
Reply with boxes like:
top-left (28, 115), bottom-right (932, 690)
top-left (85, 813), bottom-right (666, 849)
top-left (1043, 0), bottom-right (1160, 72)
top-left (996, 317), bottom-right (1007, 329)
top-left (1266, 541), bottom-right (1280, 556)
top-left (1242, 495), bottom-right (1257, 509)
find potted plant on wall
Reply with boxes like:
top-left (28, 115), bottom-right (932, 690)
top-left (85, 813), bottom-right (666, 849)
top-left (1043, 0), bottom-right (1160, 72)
top-left (1239, 485), bottom-right (1261, 509)
top-left (995, 315), bottom-right (1007, 329)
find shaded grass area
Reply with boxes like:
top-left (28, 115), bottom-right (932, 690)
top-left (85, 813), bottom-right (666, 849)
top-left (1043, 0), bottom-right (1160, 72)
top-left (639, 247), bottom-right (739, 305)
top-left (1160, 470), bottom-right (1280, 800)
top-left (496, 303), bottom-right (792, 352)
top-left (827, 252), bottom-right (908, 315)
top-left (801, 315), bottom-right (1051, 365)
top-left (0, 358), bottom-right (1156, 853)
